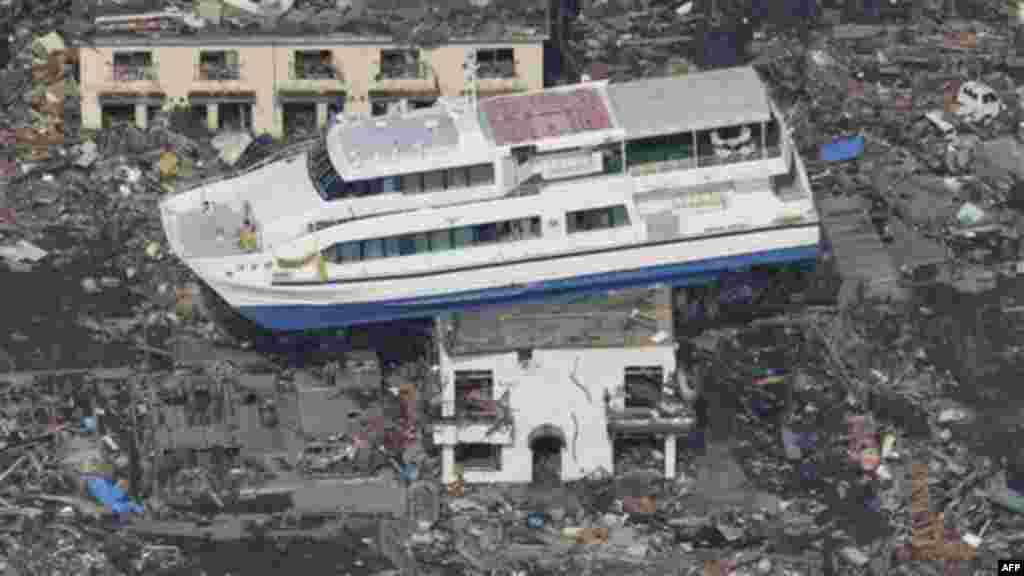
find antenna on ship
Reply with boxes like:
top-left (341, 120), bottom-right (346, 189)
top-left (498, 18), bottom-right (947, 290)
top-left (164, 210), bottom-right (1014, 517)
top-left (463, 48), bottom-right (480, 114)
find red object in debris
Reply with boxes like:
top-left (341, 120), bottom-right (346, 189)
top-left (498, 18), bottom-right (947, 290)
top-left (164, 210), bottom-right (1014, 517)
top-left (588, 62), bottom-right (611, 81)
top-left (894, 95), bottom-right (913, 111)
top-left (0, 129), bottom-right (14, 146)
top-left (848, 80), bottom-right (865, 98)
top-left (0, 160), bottom-right (15, 178)
top-left (0, 208), bottom-right (15, 225)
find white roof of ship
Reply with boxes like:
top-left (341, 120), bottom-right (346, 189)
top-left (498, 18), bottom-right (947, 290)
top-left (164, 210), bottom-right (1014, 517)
top-left (326, 100), bottom-right (493, 180)
top-left (604, 66), bottom-right (772, 140)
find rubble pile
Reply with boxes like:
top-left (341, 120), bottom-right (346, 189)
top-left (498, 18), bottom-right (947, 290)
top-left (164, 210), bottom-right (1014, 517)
top-left (2, 0), bottom-right (1024, 573)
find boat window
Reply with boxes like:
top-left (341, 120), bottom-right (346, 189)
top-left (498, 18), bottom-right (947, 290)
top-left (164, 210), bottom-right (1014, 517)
top-left (399, 235), bottom-right (417, 256)
top-left (320, 215), bottom-right (543, 269)
top-left (339, 242), bottom-right (361, 262)
top-left (473, 222), bottom-right (499, 245)
top-left (423, 170), bottom-right (445, 193)
top-left (381, 176), bottom-right (401, 193)
top-left (402, 173), bottom-right (423, 194)
top-left (448, 166), bottom-right (469, 188)
top-left (414, 233), bottom-right (430, 254)
top-left (308, 140), bottom-right (349, 201)
top-left (430, 229), bottom-right (452, 251)
top-left (468, 164), bottom-right (495, 186)
top-left (567, 205), bottom-right (630, 234)
top-left (452, 226), bottom-right (474, 248)
top-left (363, 238), bottom-right (384, 260)
top-left (626, 132), bottom-right (694, 169)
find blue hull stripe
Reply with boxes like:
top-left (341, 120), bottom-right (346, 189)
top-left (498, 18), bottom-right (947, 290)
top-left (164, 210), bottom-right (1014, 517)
top-left (237, 244), bottom-right (820, 331)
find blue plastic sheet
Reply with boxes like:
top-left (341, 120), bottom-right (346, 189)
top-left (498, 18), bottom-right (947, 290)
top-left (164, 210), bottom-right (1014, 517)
top-left (819, 135), bottom-right (865, 162)
top-left (84, 476), bottom-right (144, 515)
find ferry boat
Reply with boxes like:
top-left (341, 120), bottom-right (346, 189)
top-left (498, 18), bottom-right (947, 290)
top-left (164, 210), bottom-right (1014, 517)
top-left (159, 66), bottom-right (821, 331)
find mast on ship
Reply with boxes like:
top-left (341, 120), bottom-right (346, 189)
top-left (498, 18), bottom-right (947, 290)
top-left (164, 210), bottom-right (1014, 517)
top-left (464, 48), bottom-right (480, 113)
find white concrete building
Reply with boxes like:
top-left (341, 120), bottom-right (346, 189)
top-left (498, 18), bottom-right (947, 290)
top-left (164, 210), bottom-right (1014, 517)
top-left (432, 286), bottom-right (695, 484)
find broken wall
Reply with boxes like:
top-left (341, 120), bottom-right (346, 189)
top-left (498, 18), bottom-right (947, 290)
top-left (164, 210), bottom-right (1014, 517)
top-left (437, 346), bottom-right (676, 483)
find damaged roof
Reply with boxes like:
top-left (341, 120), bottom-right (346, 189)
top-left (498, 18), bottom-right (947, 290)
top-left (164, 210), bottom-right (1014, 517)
top-left (91, 0), bottom-right (549, 42)
top-left (604, 66), bottom-right (773, 139)
top-left (440, 287), bottom-right (674, 356)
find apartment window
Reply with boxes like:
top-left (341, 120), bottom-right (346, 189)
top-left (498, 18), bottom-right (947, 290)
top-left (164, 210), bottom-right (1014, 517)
top-left (624, 366), bottom-right (663, 409)
top-left (198, 50), bottom-right (240, 80)
top-left (454, 370), bottom-right (494, 417)
top-left (476, 48), bottom-right (515, 78)
top-left (455, 443), bottom-right (502, 471)
top-left (293, 50), bottom-right (335, 80)
top-left (379, 49), bottom-right (421, 79)
top-left (218, 102), bottom-right (252, 131)
top-left (566, 205), bottom-right (630, 233)
top-left (111, 51), bottom-right (154, 81)
top-left (468, 164), bottom-right (495, 186)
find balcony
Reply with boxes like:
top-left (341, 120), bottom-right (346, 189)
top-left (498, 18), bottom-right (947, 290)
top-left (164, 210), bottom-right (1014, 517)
top-left (107, 65), bottom-right (158, 83)
top-left (432, 399), bottom-right (514, 445)
top-left (372, 60), bottom-right (435, 93)
top-left (281, 61), bottom-right (346, 93)
top-left (196, 62), bottom-right (241, 81)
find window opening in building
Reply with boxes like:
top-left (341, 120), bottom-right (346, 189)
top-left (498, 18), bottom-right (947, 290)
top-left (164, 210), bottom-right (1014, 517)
top-left (100, 104), bottom-right (135, 129)
top-left (453, 370), bottom-right (495, 418)
top-left (566, 205), bottom-right (630, 233)
top-left (111, 51), bottom-right (154, 81)
top-left (218, 102), bottom-right (252, 132)
top-left (476, 48), bottom-right (515, 78)
top-left (282, 102), bottom-right (317, 137)
top-left (294, 50), bottom-right (335, 80)
top-left (455, 443), bottom-right (501, 470)
top-left (379, 49), bottom-right (421, 79)
top-left (624, 366), bottom-right (663, 408)
top-left (198, 50), bottom-right (240, 80)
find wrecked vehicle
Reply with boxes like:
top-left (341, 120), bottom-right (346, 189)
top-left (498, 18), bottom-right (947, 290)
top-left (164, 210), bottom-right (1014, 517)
top-left (955, 81), bottom-right (1004, 125)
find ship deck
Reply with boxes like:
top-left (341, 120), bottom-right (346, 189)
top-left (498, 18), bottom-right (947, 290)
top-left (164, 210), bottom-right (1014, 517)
top-left (175, 202), bottom-right (250, 259)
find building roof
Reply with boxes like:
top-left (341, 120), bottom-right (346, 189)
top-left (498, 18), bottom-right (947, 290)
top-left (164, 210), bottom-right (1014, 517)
top-left (478, 85), bottom-right (615, 147)
top-left (91, 0), bottom-right (548, 42)
top-left (604, 67), bottom-right (772, 140)
top-left (440, 286), bottom-right (674, 356)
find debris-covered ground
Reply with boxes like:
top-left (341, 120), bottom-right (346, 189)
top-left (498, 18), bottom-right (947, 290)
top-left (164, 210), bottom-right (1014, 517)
top-left (3, 0), bottom-right (1024, 574)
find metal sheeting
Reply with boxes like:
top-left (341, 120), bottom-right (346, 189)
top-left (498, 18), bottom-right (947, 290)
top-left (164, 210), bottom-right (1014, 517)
top-left (604, 66), bottom-right (772, 139)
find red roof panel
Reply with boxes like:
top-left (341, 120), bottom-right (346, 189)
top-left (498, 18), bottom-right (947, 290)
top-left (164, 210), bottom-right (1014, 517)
top-left (480, 87), bottom-right (613, 146)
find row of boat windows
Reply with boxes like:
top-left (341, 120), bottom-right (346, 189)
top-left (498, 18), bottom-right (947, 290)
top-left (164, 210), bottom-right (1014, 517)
top-left (309, 142), bottom-right (497, 202)
top-left (321, 205), bottom-right (630, 264)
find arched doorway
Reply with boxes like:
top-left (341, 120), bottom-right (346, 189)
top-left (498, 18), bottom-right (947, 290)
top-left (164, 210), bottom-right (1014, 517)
top-left (528, 424), bottom-right (565, 485)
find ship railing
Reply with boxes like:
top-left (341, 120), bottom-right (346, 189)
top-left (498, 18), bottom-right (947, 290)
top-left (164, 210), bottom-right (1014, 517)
top-left (181, 137), bottom-right (320, 203)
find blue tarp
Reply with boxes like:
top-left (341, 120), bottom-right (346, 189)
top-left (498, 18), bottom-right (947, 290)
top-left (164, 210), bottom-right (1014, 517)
top-left (819, 135), bottom-right (865, 162)
top-left (85, 476), bottom-right (144, 515)
top-left (701, 30), bottom-right (742, 69)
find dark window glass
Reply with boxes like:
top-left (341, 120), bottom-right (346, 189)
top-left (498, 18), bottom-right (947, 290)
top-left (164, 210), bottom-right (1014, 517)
top-left (398, 235), bottom-right (416, 256)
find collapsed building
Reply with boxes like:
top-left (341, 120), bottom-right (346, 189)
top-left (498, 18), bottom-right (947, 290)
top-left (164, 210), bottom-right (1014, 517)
top-left (433, 286), bottom-right (694, 484)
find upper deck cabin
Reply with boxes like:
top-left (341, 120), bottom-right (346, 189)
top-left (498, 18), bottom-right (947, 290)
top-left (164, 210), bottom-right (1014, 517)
top-left (287, 67), bottom-right (802, 242)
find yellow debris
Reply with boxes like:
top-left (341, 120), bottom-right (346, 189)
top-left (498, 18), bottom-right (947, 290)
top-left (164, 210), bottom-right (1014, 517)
top-left (158, 151), bottom-right (178, 179)
top-left (145, 242), bottom-right (161, 259)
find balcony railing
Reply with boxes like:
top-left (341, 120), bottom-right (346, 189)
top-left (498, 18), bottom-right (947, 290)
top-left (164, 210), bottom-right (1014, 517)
top-left (377, 61), bottom-right (429, 81)
top-left (196, 63), bottom-right (242, 81)
top-left (477, 63), bottom-right (516, 79)
top-left (436, 395), bottom-right (511, 425)
top-left (110, 65), bottom-right (157, 82)
top-left (291, 62), bottom-right (340, 81)
top-left (696, 145), bottom-right (782, 167)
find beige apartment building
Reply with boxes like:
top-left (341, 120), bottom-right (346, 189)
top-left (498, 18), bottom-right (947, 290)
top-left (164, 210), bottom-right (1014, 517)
top-left (80, 36), bottom-right (544, 138)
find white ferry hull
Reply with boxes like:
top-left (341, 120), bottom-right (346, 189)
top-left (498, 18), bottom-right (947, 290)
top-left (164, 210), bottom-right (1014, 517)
top-left (200, 223), bottom-right (820, 331)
